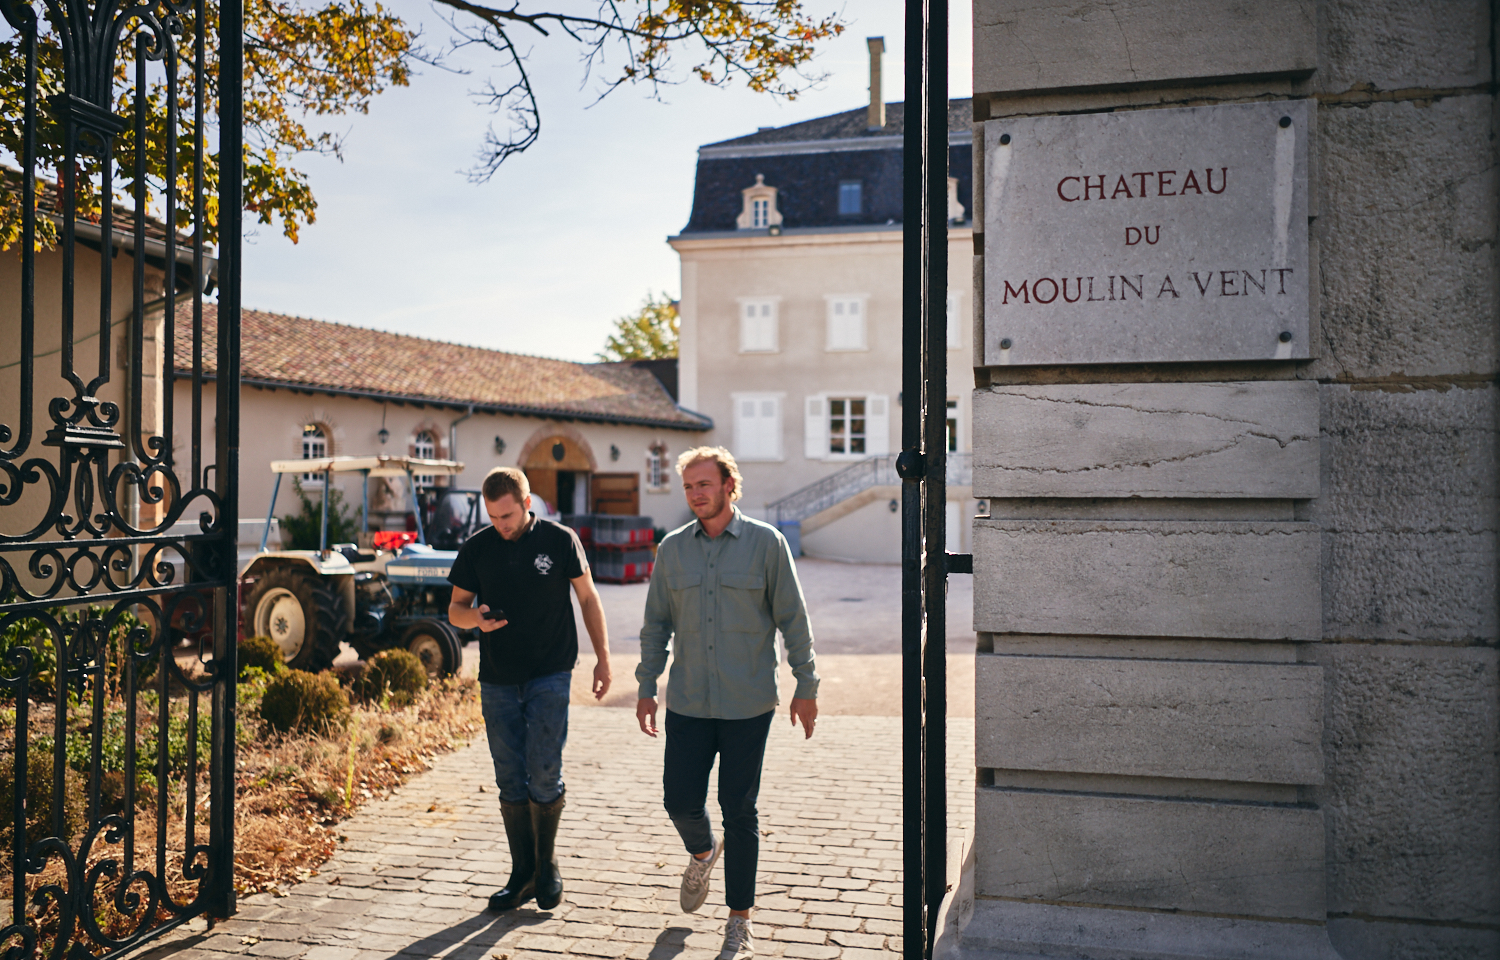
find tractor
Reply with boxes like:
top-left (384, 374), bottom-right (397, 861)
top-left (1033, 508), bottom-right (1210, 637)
top-left (238, 454), bottom-right (474, 677)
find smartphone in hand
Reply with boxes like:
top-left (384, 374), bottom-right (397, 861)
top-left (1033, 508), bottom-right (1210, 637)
top-left (482, 607), bottom-right (506, 621)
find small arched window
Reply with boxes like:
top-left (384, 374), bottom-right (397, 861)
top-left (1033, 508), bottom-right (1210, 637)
top-left (736, 174), bottom-right (783, 230)
top-left (646, 443), bottom-right (670, 491)
top-left (413, 430), bottom-right (437, 486)
top-left (301, 424), bottom-right (327, 483)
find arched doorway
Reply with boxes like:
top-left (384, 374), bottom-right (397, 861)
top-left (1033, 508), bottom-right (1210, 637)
top-left (520, 429), bottom-right (596, 515)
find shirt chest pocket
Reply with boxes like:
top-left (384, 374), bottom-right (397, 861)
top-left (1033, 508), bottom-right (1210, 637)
top-left (669, 573), bottom-right (704, 629)
top-left (717, 573), bottom-right (771, 632)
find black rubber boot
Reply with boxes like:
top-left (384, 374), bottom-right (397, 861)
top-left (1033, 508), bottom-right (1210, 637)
top-left (487, 800), bottom-right (536, 911)
top-left (531, 792), bottom-right (566, 910)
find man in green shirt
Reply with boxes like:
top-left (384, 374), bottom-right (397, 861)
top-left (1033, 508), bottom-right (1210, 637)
top-left (636, 446), bottom-right (819, 960)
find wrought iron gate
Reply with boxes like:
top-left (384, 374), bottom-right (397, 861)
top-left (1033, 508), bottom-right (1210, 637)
top-left (899, 0), bottom-right (954, 957)
top-left (0, 0), bottom-right (242, 953)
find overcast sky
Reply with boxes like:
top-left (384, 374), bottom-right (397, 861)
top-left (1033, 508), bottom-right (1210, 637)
top-left (239, 1), bottom-right (973, 363)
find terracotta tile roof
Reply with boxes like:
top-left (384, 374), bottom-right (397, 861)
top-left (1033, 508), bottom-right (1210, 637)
top-left (177, 303), bottom-right (710, 431)
top-left (2, 164), bottom-right (187, 246)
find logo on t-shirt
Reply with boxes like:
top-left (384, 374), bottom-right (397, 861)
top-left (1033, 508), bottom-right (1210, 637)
top-left (534, 553), bottom-right (554, 575)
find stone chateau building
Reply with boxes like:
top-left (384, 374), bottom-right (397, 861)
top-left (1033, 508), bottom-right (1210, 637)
top-left (671, 40), bottom-right (978, 562)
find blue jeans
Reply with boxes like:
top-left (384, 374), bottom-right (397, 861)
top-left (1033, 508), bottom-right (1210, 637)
top-left (480, 672), bottom-right (571, 805)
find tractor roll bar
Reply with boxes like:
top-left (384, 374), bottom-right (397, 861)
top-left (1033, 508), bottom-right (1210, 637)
top-left (259, 455), bottom-right (465, 551)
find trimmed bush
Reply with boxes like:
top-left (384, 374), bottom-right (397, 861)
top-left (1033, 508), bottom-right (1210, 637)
top-left (0, 750), bottom-right (86, 847)
top-left (355, 649), bottom-right (429, 707)
top-left (259, 669), bottom-right (350, 734)
top-left (240, 634), bottom-right (285, 678)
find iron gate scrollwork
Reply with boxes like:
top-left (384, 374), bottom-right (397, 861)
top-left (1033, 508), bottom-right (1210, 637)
top-left (0, 0), bottom-right (241, 952)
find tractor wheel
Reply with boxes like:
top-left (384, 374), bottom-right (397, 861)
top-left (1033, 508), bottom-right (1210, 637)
top-left (402, 619), bottom-right (461, 679)
top-left (246, 567), bottom-right (347, 671)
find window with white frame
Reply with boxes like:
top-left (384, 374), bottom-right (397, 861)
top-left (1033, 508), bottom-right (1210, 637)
top-left (803, 394), bottom-right (891, 460)
top-left (825, 296), bottom-right (868, 351)
top-left (413, 430), bottom-right (437, 486)
top-left (733, 393), bottom-right (782, 461)
top-left (646, 443), bottom-right (670, 491)
top-left (739, 299), bottom-right (778, 352)
top-left (736, 174), bottom-right (783, 230)
top-left (301, 424), bottom-right (326, 483)
top-left (947, 399), bottom-right (959, 452)
top-left (829, 398), bottom-right (865, 455)
top-left (946, 292), bottom-right (963, 349)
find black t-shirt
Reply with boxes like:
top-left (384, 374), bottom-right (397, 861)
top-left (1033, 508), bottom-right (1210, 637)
top-left (447, 516), bottom-right (587, 685)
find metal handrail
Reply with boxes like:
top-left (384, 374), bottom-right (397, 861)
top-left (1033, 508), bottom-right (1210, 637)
top-left (767, 453), bottom-right (972, 524)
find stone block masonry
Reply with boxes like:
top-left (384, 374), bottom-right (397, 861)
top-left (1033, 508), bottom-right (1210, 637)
top-left (973, 381), bottom-right (1320, 499)
top-left (960, 2), bottom-right (1499, 958)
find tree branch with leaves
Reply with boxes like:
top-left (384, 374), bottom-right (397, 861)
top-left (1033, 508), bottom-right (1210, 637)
top-left (599, 291), bottom-right (678, 360)
top-left (1, 0), bottom-right (843, 247)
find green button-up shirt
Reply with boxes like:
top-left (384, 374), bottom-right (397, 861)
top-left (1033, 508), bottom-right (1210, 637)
top-left (636, 506), bottom-right (819, 719)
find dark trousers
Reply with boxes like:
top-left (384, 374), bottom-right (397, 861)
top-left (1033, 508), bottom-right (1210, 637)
top-left (663, 709), bottom-right (775, 911)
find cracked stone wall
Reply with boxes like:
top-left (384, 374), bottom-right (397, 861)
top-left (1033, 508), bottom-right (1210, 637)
top-left (963, 2), bottom-right (1499, 959)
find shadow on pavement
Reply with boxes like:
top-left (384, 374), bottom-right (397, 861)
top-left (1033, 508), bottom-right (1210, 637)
top-left (378, 908), bottom-right (553, 960)
top-left (646, 925), bottom-right (696, 959)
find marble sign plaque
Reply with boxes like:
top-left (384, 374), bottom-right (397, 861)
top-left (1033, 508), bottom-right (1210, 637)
top-left (982, 100), bottom-right (1309, 366)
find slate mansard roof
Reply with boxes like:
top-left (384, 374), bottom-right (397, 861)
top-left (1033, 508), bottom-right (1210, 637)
top-left (680, 99), bottom-right (974, 235)
top-left (177, 303), bottom-right (711, 431)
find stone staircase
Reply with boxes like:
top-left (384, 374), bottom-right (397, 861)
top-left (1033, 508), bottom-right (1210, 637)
top-left (767, 453), bottom-right (973, 533)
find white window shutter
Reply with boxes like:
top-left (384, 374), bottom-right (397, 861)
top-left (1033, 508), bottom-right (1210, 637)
top-left (740, 301), bottom-right (777, 352)
top-left (740, 305), bottom-right (755, 352)
top-left (804, 396), bottom-right (827, 459)
top-left (826, 298), bottom-right (868, 350)
top-left (760, 397), bottom-right (781, 459)
top-left (865, 394), bottom-right (891, 455)
top-left (734, 398), bottom-right (754, 457)
top-left (734, 394), bottom-right (782, 459)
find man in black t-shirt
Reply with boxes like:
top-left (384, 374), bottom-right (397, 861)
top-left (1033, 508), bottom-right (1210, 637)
top-left (447, 467), bottom-right (610, 913)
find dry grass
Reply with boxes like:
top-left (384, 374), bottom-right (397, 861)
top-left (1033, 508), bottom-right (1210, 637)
top-left (231, 674), bottom-right (482, 895)
top-left (1, 672), bottom-right (482, 953)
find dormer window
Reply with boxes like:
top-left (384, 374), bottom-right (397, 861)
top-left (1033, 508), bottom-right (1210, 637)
top-left (947, 176), bottom-right (966, 223)
top-left (736, 174), bottom-right (783, 230)
top-left (838, 180), bottom-right (862, 216)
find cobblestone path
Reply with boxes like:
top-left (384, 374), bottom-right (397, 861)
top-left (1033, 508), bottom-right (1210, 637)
top-left (143, 708), bottom-right (974, 960)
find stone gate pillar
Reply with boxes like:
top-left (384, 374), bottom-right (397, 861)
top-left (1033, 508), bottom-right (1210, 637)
top-left (953, 3), bottom-right (1500, 958)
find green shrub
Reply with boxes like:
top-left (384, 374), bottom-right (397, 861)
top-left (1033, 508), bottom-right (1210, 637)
top-left (0, 749), bottom-right (86, 847)
top-left (98, 769), bottom-right (156, 815)
top-left (0, 615), bottom-right (61, 697)
top-left (1, 606), bottom-right (157, 701)
top-left (259, 669), bottom-right (351, 734)
top-left (280, 477), bottom-right (361, 550)
top-left (355, 649), bottom-right (429, 707)
top-left (240, 635), bottom-right (285, 678)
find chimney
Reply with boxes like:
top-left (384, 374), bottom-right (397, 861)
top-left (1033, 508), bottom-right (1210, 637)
top-left (867, 37), bottom-right (885, 130)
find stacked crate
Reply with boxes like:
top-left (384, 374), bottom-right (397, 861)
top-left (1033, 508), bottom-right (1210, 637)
top-left (564, 514), bottom-right (654, 584)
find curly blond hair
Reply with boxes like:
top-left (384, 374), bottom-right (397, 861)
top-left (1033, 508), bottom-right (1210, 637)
top-left (675, 446), bottom-right (743, 502)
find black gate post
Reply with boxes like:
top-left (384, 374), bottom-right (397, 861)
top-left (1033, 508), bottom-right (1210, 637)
top-left (901, 0), bottom-right (949, 956)
top-left (206, 0), bottom-right (243, 918)
top-left (921, 0), bottom-right (949, 948)
top-left (899, 0), bottom-right (927, 937)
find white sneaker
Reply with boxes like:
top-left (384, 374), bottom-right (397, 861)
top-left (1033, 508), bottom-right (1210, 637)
top-left (718, 915), bottom-right (755, 959)
top-left (679, 835), bottom-right (722, 913)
